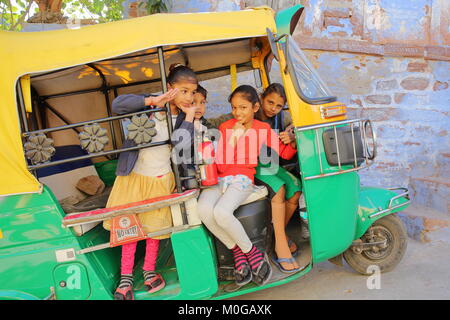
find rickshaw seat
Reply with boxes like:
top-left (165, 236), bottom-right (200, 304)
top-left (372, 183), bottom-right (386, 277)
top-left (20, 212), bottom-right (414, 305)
top-left (37, 145), bottom-right (105, 236)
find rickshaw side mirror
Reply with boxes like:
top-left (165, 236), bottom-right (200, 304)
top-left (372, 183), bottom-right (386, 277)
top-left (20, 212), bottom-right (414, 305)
top-left (266, 27), bottom-right (289, 63)
top-left (266, 28), bottom-right (280, 61)
top-left (253, 69), bottom-right (262, 88)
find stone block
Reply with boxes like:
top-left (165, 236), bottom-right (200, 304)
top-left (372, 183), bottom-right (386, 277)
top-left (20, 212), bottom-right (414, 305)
top-left (294, 35), bottom-right (339, 51)
top-left (364, 95), bottom-right (392, 105)
top-left (400, 77), bottom-right (430, 90)
top-left (433, 80), bottom-right (449, 91)
top-left (384, 44), bottom-right (425, 58)
top-left (323, 8), bottom-right (351, 19)
top-left (338, 39), bottom-right (384, 55)
top-left (394, 93), bottom-right (406, 104)
top-left (324, 16), bottom-right (344, 28)
top-left (349, 98), bottom-right (362, 107)
top-left (376, 79), bottom-right (398, 91)
top-left (376, 124), bottom-right (407, 139)
top-left (425, 46), bottom-right (450, 61)
top-left (407, 61), bottom-right (429, 72)
top-left (359, 107), bottom-right (398, 121)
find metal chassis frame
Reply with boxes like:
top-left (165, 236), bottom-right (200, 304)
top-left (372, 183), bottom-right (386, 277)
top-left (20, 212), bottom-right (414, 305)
top-left (16, 44), bottom-right (223, 226)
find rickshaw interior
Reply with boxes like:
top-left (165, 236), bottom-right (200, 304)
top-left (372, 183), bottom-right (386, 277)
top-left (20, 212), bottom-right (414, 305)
top-left (18, 34), bottom-right (312, 297)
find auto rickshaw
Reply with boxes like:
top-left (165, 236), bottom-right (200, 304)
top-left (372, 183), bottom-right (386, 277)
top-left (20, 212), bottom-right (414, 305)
top-left (0, 5), bottom-right (410, 300)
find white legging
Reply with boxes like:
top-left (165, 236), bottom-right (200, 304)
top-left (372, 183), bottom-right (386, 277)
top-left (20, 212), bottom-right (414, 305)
top-left (197, 182), bottom-right (253, 252)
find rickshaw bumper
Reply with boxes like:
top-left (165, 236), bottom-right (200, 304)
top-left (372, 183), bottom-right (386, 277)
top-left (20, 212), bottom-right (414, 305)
top-left (355, 187), bottom-right (411, 240)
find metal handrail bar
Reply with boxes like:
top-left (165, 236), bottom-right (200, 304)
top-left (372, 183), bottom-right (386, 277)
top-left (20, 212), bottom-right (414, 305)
top-left (303, 163), bottom-right (373, 181)
top-left (314, 129), bottom-right (323, 175)
top-left (369, 187), bottom-right (411, 219)
top-left (38, 62), bottom-right (252, 101)
top-left (387, 187), bottom-right (410, 208)
top-left (157, 46), bottom-right (188, 226)
top-left (362, 119), bottom-right (369, 165)
top-left (296, 118), bottom-right (368, 132)
top-left (296, 119), bottom-right (377, 181)
top-left (87, 63), bottom-right (117, 151)
top-left (333, 125), bottom-right (342, 170)
top-left (27, 139), bottom-right (170, 171)
top-left (351, 122), bottom-right (357, 167)
top-left (77, 225), bottom-right (191, 255)
top-left (22, 108), bottom-right (166, 137)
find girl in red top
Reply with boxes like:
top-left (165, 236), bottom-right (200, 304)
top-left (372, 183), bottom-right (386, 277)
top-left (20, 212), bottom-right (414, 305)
top-left (197, 85), bottom-right (297, 287)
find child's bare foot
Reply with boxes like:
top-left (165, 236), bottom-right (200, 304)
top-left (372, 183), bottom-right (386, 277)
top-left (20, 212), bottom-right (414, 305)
top-left (274, 244), bottom-right (299, 271)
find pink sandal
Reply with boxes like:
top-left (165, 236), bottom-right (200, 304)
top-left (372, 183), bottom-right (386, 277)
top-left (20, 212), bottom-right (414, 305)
top-left (144, 271), bottom-right (166, 294)
top-left (114, 285), bottom-right (134, 300)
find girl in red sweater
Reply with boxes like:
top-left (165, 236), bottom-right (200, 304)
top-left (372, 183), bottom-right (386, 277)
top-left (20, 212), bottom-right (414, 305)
top-left (197, 85), bottom-right (297, 287)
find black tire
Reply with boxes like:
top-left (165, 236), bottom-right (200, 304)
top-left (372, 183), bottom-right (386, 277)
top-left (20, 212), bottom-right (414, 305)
top-left (343, 214), bottom-right (407, 275)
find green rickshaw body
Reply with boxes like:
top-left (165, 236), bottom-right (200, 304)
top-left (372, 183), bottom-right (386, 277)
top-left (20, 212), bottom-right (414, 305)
top-left (295, 129), bottom-right (410, 264)
top-left (0, 186), bottom-right (219, 300)
top-left (0, 187), bottom-right (115, 300)
top-left (0, 5), bottom-right (411, 300)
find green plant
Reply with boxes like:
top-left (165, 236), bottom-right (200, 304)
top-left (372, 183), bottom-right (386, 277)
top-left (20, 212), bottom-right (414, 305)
top-left (64, 0), bottom-right (125, 22)
top-left (139, 0), bottom-right (167, 15)
top-left (0, 0), bottom-right (35, 31)
top-left (0, 0), bottom-right (126, 31)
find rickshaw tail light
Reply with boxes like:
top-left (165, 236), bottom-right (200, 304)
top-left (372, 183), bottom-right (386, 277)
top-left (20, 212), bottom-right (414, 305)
top-left (320, 104), bottom-right (347, 119)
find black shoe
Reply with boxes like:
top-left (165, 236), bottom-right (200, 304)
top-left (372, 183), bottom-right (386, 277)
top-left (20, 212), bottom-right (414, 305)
top-left (235, 262), bottom-right (252, 287)
top-left (251, 253), bottom-right (272, 286)
top-left (114, 274), bottom-right (134, 300)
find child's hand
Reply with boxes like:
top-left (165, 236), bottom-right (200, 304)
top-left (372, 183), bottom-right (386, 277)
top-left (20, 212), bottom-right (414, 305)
top-left (286, 124), bottom-right (296, 142)
top-left (230, 121), bottom-right (245, 146)
top-left (279, 125), bottom-right (295, 144)
top-left (232, 121), bottom-right (245, 132)
top-left (232, 121), bottom-right (246, 137)
top-left (145, 88), bottom-right (179, 107)
top-left (279, 131), bottom-right (292, 144)
top-left (178, 104), bottom-right (197, 122)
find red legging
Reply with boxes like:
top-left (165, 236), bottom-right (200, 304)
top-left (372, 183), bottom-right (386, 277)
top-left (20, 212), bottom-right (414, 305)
top-left (121, 238), bottom-right (160, 275)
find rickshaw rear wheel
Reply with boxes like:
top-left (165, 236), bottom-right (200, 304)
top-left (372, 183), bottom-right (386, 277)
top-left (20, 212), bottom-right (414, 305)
top-left (343, 214), bottom-right (407, 275)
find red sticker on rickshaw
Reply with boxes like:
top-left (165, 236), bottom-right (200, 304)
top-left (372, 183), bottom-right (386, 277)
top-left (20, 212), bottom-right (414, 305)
top-left (110, 214), bottom-right (146, 247)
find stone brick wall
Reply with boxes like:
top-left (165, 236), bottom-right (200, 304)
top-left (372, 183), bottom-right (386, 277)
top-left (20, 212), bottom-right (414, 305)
top-left (286, 0), bottom-right (449, 214)
top-left (298, 50), bottom-right (449, 213)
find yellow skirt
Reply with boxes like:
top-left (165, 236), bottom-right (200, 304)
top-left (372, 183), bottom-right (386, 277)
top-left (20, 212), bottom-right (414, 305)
top-left (103, 171), bottom-right (175, 239)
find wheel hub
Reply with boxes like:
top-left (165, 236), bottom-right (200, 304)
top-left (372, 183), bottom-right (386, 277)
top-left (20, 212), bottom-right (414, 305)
top-left (362, 225), bottom-right (393, 260)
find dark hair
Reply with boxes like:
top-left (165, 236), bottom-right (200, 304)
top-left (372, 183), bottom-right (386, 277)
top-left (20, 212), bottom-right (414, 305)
top-left (196, 84), bottom-right (208, 99)
top-left (228, 85), bottom-right (260, 106)
top-left (261, 83), bottom-right (287, 104)
top-left (167, 63), bottom-right (198, 85)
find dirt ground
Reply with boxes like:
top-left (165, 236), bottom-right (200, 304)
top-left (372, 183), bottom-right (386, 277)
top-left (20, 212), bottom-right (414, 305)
top-left (232, 239), bottom-right (450, 300)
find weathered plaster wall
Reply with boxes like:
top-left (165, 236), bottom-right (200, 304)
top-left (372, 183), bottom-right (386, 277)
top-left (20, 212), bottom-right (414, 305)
top-left (289, 0), bottom-right (449, 214)
top-left (302, 51), bottom-right (449, 213)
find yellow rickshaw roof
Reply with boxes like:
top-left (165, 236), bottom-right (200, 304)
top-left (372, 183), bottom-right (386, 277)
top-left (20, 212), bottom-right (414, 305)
top-left (0, 7), bottom-right (276, 196)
